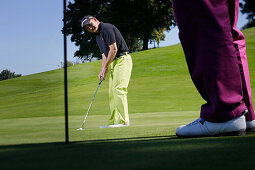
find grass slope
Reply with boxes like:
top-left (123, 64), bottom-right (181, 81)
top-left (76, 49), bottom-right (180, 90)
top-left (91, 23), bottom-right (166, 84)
top-left (1, 28), bottom-right (254, 120)
top-left (0, 43), bottom-right (202, 120)
top-left (0, 27), bottom-right (255, 169)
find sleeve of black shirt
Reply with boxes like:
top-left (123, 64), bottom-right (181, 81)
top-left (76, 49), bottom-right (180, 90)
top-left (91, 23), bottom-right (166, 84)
top-left (103, 27), bottom-right (116, 46)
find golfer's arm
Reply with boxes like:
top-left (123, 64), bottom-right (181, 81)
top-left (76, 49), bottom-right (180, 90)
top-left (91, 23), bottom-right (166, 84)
top-left (103, 42), bottom-right (118, 69)
top-left (101, 53), bottom-right (107, 70)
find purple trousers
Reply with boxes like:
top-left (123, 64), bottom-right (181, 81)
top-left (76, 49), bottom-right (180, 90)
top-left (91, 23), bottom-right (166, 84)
top-left (172, 0), bottom-right (254, 122)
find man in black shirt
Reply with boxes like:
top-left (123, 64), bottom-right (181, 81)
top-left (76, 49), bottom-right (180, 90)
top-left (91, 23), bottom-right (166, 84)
top-left (81, 15), bottom-right (133, 128)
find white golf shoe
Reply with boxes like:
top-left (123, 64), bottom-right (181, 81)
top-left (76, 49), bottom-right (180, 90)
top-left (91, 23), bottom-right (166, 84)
top-left (176, 110), bottom-right (248, 137)
top-left (246, 119), bottom-right (255, 132)
top-left (100, 123), bottom-right (129, 128)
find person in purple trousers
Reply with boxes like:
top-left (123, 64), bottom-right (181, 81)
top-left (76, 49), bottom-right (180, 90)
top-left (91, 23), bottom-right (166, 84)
top-left (173, 0), bottom-right (255, 137)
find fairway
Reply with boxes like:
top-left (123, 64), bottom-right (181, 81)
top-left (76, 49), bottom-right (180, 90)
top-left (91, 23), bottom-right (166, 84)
top-left (1, 27), bottom-right (255, 169)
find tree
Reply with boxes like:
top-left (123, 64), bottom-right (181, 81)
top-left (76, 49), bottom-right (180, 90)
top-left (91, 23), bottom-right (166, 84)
top-left (150, 28), bottom-right (166, 48)
top-left (65, 0), bottom-right (175, 60)
top-left (0, 69), bottom-right (22, 81)
top-left (107, 0), bottom-right (175, 50)
top-left (65, 0), bottom-right (107, 60)
top-left (240, 0), bottom-right (255, 29)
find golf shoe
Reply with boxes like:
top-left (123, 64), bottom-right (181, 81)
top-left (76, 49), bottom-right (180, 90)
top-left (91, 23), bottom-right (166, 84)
top-left (176, 110), bottom-right (248, 137)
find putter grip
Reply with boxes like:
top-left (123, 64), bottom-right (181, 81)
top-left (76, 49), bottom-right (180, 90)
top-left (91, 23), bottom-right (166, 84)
top-left (99, 79), bottom-right (103, 85)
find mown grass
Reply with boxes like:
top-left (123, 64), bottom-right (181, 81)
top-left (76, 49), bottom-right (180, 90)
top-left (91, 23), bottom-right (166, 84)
top-left (0, 43), bottom-right (202, 119)
top-left (0, 111), bottom-right (198, 145)
top-left (1, 133), bottom-right (255, 169)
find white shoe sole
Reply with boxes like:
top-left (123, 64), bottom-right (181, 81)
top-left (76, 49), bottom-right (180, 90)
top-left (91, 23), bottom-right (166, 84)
top-left (176, 129), bottom-right (246, 138)
top-left (100, 124), bottom-right (129, 128)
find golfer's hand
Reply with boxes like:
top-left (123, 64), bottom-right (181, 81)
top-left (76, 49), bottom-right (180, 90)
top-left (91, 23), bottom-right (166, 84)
top-left (99, 67), bottom-right (108, 81)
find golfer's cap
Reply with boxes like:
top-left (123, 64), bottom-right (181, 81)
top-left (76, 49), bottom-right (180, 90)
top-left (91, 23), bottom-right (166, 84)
top-left (81, 15), bottom-right (94, 28)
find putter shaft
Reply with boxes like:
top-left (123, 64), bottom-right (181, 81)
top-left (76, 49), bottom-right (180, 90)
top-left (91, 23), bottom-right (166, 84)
top-left (79, 80), bottom-right (102, 129)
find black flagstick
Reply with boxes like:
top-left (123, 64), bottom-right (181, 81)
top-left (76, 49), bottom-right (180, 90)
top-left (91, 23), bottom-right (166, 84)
top-left (63, 0), bottom-right (69, 144)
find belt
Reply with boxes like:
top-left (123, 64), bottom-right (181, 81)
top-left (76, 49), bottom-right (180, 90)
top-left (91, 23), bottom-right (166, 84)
top-left (116, 51), bottom-right (129, 58)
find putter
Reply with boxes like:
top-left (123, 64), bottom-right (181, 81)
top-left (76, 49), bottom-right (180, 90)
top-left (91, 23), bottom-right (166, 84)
top-left (76, 79), bottom-right (102, 130)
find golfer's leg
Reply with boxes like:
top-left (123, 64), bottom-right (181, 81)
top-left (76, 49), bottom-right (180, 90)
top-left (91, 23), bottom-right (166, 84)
top-left (172, 0), bottom-right (247, 122)
top-left (108, 62), bottom-right (118, 125)
top-left (228, 0), bottom-right (255, 121)
top-left (239, 43), bottom-right (255, 121)
top-left (112, 55), bottom-right (132, 125)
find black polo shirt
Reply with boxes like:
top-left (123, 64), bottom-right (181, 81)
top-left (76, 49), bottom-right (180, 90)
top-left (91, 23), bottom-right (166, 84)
top-left (96, 22), bottom-right (129, 58)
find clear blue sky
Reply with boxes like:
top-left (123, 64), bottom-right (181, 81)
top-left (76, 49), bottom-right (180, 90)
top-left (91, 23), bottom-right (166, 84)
top-left (0, 0), bottom-right (248, 76)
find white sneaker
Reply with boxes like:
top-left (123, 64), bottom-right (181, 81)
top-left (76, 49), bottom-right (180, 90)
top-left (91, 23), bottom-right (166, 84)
top-left (176, 110), bottom-right (248, 137)
top-left (246, 119), bottom-right (255, 132)
top-left (100, 123), bottom-right (129, 128)
top-left (100, 125), bottom-right (110, 128)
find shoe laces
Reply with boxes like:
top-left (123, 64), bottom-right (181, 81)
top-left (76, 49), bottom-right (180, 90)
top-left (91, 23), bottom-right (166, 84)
top-left (186, 118), bottom-right (205, 127)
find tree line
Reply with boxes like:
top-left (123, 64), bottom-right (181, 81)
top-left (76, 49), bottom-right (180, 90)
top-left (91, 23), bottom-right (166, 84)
top-left (0, 69), bottom-right (21, 81)
top-left (65, 0), bottom-right (255, 61)
top-left (65, 0), bottom-right (175, 61)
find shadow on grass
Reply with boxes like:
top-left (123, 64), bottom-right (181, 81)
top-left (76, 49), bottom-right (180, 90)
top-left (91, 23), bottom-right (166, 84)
top-left (1, 133), bottom-right (255, 170)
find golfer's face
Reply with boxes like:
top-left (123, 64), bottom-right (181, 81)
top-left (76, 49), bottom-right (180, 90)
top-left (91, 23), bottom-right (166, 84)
top-left (85, 19), bottom-right (98, 33)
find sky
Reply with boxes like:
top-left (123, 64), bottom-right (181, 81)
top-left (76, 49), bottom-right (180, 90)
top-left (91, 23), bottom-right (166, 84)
top-left (0, 0), bottom-right (249, 76)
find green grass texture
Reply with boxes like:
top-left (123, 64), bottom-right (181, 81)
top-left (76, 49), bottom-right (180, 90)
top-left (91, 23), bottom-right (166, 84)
top-left (0, 27), bottom-right (255, 169)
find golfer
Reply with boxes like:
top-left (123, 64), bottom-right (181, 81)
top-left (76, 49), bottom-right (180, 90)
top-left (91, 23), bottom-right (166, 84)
top-left (173, 0), bottom-right (255, 137)
top-left (81, 15), bottom-right (132, 128)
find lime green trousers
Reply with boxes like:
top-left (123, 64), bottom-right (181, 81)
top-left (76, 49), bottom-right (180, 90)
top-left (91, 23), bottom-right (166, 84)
top-left (108, 54), bottom-right (132, 125)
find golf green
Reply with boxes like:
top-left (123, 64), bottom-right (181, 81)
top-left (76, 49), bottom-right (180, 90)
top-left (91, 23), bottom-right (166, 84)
top-left (0, 111), bottom-right (198, 145)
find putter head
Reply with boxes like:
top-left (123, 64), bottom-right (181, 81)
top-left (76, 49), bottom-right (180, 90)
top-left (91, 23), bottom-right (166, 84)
top-left (76, 127), bottom-right (83, 131)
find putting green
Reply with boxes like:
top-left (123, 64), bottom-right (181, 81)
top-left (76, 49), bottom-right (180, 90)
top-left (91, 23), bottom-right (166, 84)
top-left (0, 111), bottom-right (199, 145)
